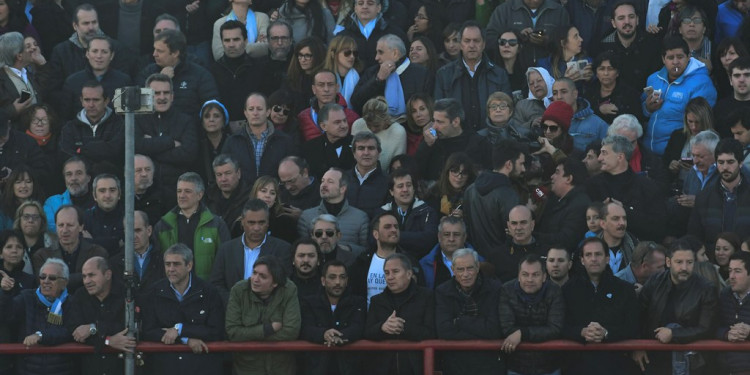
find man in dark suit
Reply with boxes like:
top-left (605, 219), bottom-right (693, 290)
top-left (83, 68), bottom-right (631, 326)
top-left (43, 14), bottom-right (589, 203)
top-left (210, 199), bottom-right (292, 304)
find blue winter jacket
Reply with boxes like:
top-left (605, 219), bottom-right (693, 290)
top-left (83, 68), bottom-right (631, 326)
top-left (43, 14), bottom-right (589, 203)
top-left (569, 98), bottom-right (608, 152)
top-left (642, 58), bottom-right (716, 155)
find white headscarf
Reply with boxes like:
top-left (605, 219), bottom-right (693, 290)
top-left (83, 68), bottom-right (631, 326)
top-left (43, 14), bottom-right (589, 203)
top-left (526, 67), bottom-right (555, 108)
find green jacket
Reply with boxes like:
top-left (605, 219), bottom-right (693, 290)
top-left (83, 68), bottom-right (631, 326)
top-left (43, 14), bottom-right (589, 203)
top-left (154, 206), bottom-right (230, 280)
top-left (226, 279), bottom-right (301, 375)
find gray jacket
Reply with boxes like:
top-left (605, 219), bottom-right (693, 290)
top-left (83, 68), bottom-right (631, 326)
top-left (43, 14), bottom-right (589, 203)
top-left (298, 200), bottom-right (370, 255)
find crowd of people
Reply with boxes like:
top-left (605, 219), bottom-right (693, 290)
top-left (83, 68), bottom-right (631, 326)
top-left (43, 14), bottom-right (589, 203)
top-left (0, 0), bottom-right (750, 374)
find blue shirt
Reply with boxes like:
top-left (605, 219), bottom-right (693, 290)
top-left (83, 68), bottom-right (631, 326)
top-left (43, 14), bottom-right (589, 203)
top-left (243, 234), bottom-right (267, 279)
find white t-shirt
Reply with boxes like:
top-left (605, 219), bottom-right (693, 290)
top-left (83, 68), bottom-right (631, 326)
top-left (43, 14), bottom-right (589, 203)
top-left (366, 254), bottom-right (387, 307)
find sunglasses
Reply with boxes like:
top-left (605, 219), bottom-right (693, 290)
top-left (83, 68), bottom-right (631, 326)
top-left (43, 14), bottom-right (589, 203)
top-left (313, 229), bottom-right (336, 238)
top-left (39, 274), bottom-right (63, 281)
top-left (498, 38), bottom-right (519, 47)
top-left (342, 49), bottom-right (359, 58)
top-left (543, 125), bottom-right (560, 132)
top-left (272, 105), bottom-right (290, 116)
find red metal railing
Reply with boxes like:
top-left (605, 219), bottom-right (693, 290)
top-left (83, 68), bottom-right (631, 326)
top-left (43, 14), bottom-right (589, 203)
top-left (2, 340), bottom-right (750, 375)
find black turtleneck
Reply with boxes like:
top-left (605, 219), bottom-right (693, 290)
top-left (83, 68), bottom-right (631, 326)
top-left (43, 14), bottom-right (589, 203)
top-left (324, 200), bottom-right (345, 216)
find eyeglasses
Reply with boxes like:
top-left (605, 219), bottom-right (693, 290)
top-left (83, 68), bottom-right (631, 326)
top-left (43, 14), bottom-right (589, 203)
top-left (415, 14), bottom-right (428, 21)
top-left (297, 53), bottom-right (313, 60)
top-left (341, 49), bottom-right (359, 58)
top-left (449, 168), bottom-right (467, 177)
top-left (269, 36), bottom-right (291, 43)
top-left (39, 274), bottom-right (64, 281)
top-left (31, 117), bottom-right (49, 125)
top-left (272, 105), bottom-right (290, 116)
top-left (681, 17), bottom-right (704, 25)
top-left (313, 229), bottom-right (336, 238)
top-left (488, 103), bottom-right (510, 111)
top-left (543, 124), bottom-right (560, 132)
top-left (498, 38), bottom-right (519, 47)
top-left (22, 214), bottom-right (41, 222)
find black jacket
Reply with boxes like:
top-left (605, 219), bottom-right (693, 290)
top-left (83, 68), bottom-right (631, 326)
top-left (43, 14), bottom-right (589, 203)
top-left (300, 291), bottom-right (366, 375)
top-left (350, 58), bottom-right (433, 115)
top-left (109, 241), bottom-right (165, 301)
top-left (58, 109), bottom-right (125, 173)
top-left (717, 286), bottom-right (750, 372)
top-left (415, 131), bottom-right (492, 181)
top-left (210, 235), bottom-right (292, 305)
top-left (463, 171), bottom-right (520, 258)
top-left (221, 122), bottom-right (296, 187)
top-left (337, 16), bottom-right (408, 70)
top-left (435, 275), bottom-right (504, 375)
top-left (206, 179), bottom-right (252, 233)
top-left (136, 60), bottom-right (219, 116)
top-left (82, 204), bottom-right (124, 255)
top-left (135, 107), bottom-right (199, 185)
top-left (639, 269), bottom-right (717, 342)
top-left (377, 199), bottom-right (439, 259)
top-left (499, 280), bottom-right (564, 375)
top-left (688, 175), bottom-right (750, 247)
top-left (364, 281), bottom-right (435, 375)
top-left (535, 186), bottom-right (591, 252)
top-left (280, 177), bottom-right (321, 210)
top-left (140, 276), bottom-right (225, 375)
top-left (0, 130), bottom-right (50, 183)
top-left (65, 284), bottom-right (127, 375)
top-left (211, 53), bottom-right (264, 121)
top-left (586, 168), bottom-right (667, 242)
top-left (135, 183), bottom-right (173, 226)
top-left (562, 268), bottom-right (639, 375)
top-left (0, 289), bottom-right (75, 375)
top-left (349, 248), bottom-right (424, 299)
top-left (598, 29), bottom-right (663, 90)
top-left (61, 65), bottom-right (132, 120)
top-left (302, 134), bottom-right (356, 181)
top-left (345, 166), bottom-right (389, 218)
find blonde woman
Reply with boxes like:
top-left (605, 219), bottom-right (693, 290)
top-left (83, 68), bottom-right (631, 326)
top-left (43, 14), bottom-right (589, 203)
top-left (351, 97), bottom-right (406, 171)
top-left (322, 35), bottom-right (362, 105)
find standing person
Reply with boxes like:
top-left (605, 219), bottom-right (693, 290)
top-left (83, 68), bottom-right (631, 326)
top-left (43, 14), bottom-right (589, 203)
top-left (435, 248), bottom-right (503, 375)
top-left (336, 0), bottom-right (407, 70)
top-left (633, 239), bottom-right (717, 374)
top-left (225, 255), bottom-right (301, 375)
top-left (364, 253), bottom-right (434, 375)
top-left (141, 244), bottom-right (224, 375)
top-left (66, 257), bottom-right (135, 375)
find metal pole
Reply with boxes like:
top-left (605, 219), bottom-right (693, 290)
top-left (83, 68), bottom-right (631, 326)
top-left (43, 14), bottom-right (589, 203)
top-left (123, 110), bottom-right (135, 375)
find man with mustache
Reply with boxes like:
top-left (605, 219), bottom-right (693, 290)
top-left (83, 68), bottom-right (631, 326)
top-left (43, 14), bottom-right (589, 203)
top-left (135, 73), bottom-right (198, 187)
top-left (689, 138), bottom-right (750, 246)
top-left (289, 238), bottom-right (321, 299)
top-left (597, 201), bottom-right (637, 273)
top-left (310, 214), bottom-right (356, 267)
top-left (599, 1), bottom-right (661, 89)
top-left (43, 157), bottom-right (96, 232)
top-left (300, 259), bottom-right (366, 374)
top-left (633, 239), bottom-right (717, 374)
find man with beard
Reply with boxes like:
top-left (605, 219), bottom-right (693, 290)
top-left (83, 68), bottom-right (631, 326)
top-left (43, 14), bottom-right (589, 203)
top-left (349, 212), bottom-right (422, 304)
top-left (66, 257), bottom-right (134, 375)
top-left (290, 238), bottom-right (322, 299)
top-left (633, 239), bottom-right (717, 374)
top-left (689, 138), bottom-right (750, 246)
top-left (300, 259), bottom-right (366, 374)
top-left (44, 156), bottom-right (96, 232)
top-left (464, 140), bottom-right (524, 259)
top-left (257, 21), bottom-right (294, 96)
top-left (135, 74), bottom-right (198, 187)
top-left (598, 1), bottom-right (661, 90)
top-left (134, 154), bottom-right (171, 224)
top-left (210, 199), bottom-right (291, 305)
top-left (717, 251), bottom-right (750, 374)
top-left (310, 214), bottom-right (356, 267)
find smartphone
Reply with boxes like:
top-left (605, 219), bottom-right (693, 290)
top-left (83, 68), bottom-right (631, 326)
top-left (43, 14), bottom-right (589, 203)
top-left (577, 60), bottom-right (589, 70)
top-left (652, 89), bottom-right (662, 100)
top-left (533, 30), bottom-right (545, 37)
top-left (429, 128), bottom-right (437, 138)
top-left (19, 90), bottom-right (31, 102)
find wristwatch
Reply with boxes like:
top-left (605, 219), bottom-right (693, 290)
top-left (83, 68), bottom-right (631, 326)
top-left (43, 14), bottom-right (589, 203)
top-left (89, 324), bottom-right (97, 336)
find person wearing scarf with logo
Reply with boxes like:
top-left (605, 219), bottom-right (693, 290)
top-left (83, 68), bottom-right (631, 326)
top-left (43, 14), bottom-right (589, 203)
top-left (350, 34), bottom-right (432, 119)
top-left (0, 258), bottom-right (75, 375)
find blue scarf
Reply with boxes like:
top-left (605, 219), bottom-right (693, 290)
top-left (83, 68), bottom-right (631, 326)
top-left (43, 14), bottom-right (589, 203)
top-left (338, 68), bottom-right (359, 105)
top-left (385, 58), bottom-right (408, 117)
top-left (226, 9), bottom-right (258, 43)
top-left (36, 287), bottom-right (68, 325)
top-left (356, 14), bottom-right (379, 40)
